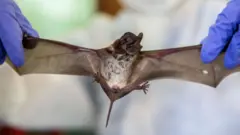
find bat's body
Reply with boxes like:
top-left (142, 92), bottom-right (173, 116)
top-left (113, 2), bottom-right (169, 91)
top-left (99, 49), bottom-right (137, 89)
top-left (6, 32), bottom-right (240, 127)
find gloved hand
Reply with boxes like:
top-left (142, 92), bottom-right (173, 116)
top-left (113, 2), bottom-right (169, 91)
top-left (0, 0), bottom-right (38, 67)
top-left (200, 0), bottom-right (240, 69)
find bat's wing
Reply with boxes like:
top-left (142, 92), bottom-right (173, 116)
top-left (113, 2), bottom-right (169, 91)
top-left (129, 45), bottom-right (240, 87)
top-left (7, 36), bottom-right (100, 76)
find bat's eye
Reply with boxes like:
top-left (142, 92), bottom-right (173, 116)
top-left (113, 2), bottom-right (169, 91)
top-left (127, 44), bottom-right (133, 49)
top-left (126, 37), bottom-right (134, 44)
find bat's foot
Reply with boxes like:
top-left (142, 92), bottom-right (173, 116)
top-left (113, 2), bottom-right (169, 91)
top-left (121, 81), bottom-right (150, 94)
top-left (136, 81), bottom-right (149, 94)
top-left (93, 72), bottom-right (102, 83)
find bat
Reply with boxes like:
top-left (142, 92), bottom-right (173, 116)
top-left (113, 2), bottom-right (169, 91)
top-left (6, 32), bottom-right (240, 127)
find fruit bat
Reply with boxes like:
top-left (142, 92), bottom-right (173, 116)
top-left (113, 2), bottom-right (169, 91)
top-left (6, 32), bottom-right (240, 127)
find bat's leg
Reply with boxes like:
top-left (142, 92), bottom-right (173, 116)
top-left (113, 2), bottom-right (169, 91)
top-left (93, 72), bottom-right (112, 96)
top-left (131, 81), bottom-right (149, 94)
top-left (121, 81), bottom-right (150, 94)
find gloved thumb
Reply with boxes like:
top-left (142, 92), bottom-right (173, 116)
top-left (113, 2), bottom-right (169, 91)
top-left (224, 30), bottom-right (240, 69)
top-left (0, 41), bottom-right (6, 65)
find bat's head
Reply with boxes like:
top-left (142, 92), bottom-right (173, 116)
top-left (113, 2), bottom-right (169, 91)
top-left (112, 32), bottom-right (143, 56)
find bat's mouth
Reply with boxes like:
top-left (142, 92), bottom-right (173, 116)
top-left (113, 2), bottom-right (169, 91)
top-left (112, 32), bottom-right (143, 56)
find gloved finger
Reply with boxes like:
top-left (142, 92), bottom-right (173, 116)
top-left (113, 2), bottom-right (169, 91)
top-left (224, 29), bottom-right (240, 69)
top-left (12, 1), bottom-right (39, 37)
top-left (0, 12), bottom-right (24, 67)
top-left (200, 0), bottom-right (240, 63)
top-left (0, 41), bottom-right (6, 65)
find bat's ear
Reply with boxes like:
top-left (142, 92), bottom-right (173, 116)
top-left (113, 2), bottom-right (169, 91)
top-left (111, 39), bottom-right (120, 49)
top-left (113, 39), bottom-right (120, 45)
top-left (134, 32), bottom-right (143, 47)
top-left (138, 32), bottom-right (143, 40)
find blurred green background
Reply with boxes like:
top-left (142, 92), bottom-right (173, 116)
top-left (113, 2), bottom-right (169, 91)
top-left (15, 0), bottom-right (97, 38)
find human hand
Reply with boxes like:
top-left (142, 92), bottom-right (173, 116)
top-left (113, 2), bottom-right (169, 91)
top-left (0, 0), bottom-right (38, 67)
top-left (200, 0), bottom-right (240, 69)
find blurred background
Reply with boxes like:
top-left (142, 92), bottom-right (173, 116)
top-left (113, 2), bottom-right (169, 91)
top-left (3, 0), bottom-right (240, 135)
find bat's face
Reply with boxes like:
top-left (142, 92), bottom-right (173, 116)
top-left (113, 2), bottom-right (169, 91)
top-left (113, 32), bottom-right (143, 56)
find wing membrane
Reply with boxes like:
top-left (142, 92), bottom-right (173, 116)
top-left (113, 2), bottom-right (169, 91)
top-left (129, 45), bottom-right (240, 87)
top-left (7, 37), bottom-right (100, 76)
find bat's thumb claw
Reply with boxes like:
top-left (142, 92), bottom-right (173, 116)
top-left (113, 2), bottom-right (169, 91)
top-left (143, 90), bottom-right (147, 95)
top-left (22, 33), bottom-right (38, 49)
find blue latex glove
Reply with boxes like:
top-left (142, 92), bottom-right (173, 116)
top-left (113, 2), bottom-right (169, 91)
top-left (200, 0), bottom-right (240, 69)
top-left (0, 0), bottom-right (38, 67)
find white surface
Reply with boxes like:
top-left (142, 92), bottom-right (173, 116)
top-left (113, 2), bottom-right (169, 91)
top-left (0, 63), bottom-right (95, 130)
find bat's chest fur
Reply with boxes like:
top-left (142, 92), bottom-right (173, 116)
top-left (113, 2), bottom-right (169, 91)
top-left (100, 54), bottom-right (136, 89)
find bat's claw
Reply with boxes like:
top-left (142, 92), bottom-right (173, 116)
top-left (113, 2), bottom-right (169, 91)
top-left (93, 72), bottom-right (102, 83)
top-left (138, 81), bottom-right (149, 94)
top-left (143, 89), bottom-right (148, 94)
